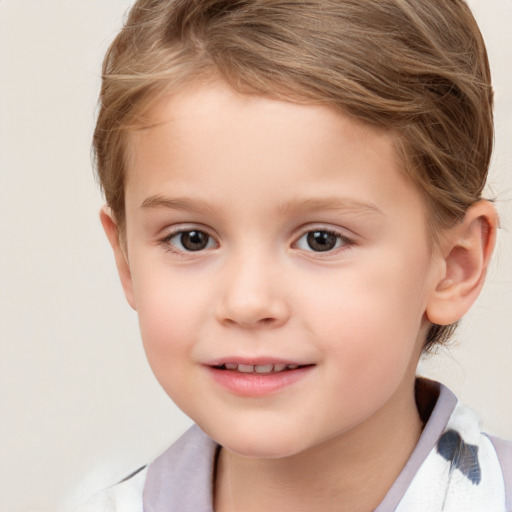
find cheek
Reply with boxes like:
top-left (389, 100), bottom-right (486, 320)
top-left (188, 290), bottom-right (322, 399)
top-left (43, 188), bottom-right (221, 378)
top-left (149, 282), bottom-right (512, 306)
top-left (299, 253), bottom-right (428, 362)
top-left (133, 259), bottom-right (206, 328)
top-left (131, 268), bottom-right (206, 376)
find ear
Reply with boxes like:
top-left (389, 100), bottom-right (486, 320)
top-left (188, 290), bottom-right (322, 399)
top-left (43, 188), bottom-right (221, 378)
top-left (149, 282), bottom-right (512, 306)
top-left (426, 200), bottom-right (497, 326)
top-left (100, 206), bottom-right (137, 310)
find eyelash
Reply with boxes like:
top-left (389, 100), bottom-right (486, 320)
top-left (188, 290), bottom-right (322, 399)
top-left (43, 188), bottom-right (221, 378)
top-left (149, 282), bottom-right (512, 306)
top-left (159, 227), bottom-right (355, 256)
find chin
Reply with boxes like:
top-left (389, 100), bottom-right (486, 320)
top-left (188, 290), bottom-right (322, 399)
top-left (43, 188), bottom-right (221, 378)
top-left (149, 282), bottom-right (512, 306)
top-left (207, 424), bottom-right (312, 460)
top-left (224, 441), bottom-right (303, 460)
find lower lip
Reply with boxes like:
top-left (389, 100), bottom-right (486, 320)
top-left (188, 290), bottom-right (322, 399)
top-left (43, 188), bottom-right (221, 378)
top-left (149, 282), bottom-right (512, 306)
top-left (205, 366), bottom-right (313, 397)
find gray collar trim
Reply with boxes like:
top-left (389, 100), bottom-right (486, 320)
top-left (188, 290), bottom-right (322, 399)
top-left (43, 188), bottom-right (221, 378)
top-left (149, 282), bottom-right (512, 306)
top-left (143, 424), bottom-right (217, 512)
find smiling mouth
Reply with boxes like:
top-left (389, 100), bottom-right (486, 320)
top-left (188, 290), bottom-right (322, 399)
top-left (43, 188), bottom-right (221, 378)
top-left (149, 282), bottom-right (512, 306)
top-left (207, 362), bottom-right (314, 396)
top-left (212, 363), bottom-right (310, 374)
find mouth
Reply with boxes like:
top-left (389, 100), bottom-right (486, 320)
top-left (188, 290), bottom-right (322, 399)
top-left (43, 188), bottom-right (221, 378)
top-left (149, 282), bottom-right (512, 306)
top-left (205, 361), bottom-right (314, 396)
top-left (211, 363), bottom-right (309, 374)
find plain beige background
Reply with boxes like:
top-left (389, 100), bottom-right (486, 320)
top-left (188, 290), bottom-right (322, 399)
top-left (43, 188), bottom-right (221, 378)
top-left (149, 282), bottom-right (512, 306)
top-left (0, 1), bottom-right (511, 511)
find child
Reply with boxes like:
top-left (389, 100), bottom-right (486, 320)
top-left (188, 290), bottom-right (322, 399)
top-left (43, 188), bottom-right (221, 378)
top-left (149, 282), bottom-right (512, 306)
top-left (89, 0), bottom-right (511, 510)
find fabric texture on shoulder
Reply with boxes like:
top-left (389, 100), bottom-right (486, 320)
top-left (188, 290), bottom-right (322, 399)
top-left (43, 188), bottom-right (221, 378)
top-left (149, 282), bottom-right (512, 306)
top-left (73, 466), bottom-right (147, 512)
top-left (391, 382), bottom-right (507, 512)
top-left (487, 434), bottom-right (512, 511)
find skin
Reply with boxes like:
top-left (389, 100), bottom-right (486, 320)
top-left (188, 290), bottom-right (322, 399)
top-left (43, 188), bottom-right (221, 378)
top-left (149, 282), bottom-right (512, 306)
top-left (102, 81), bottom-right (497, 511)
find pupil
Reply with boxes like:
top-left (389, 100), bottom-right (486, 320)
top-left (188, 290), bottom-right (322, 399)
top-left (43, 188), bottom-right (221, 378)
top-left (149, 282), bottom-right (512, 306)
top-left (307, 231), bottom-right (337, 252)
top-left (181, 231), bottom-right (208, 251)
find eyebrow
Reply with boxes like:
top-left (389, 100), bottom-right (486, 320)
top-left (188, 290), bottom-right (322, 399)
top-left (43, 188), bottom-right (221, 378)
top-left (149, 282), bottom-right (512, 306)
top-left (140, 194), bottom-right (383, 217)
top-left (277, 197), bottom-right (384, 216)
top-left (140, 195), bottom-right (216, 214)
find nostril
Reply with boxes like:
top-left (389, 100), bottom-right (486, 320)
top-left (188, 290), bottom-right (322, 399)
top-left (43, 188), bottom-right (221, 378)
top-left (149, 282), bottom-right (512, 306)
top-left (215, 293), bottom-right (290, 328)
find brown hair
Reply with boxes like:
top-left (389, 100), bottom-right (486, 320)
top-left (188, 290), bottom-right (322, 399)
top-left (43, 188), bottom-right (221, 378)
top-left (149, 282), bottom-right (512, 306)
top-left (93, 0), bottom-right (493, 350)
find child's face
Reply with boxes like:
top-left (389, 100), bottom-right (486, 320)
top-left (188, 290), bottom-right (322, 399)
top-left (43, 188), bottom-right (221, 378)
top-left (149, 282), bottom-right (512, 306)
top-left (117, 81), bottom-right (444, 458)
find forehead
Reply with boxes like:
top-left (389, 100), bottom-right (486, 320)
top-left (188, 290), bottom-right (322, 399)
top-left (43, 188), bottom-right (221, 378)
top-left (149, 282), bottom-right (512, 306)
top-left (124, 81), bottom-right (427, 227)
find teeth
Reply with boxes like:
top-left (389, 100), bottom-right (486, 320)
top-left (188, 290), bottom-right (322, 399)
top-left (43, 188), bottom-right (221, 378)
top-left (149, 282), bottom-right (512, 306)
top-left (255, 364), bottom-right (274, 374)
top-left (221, 363), bottom-right (301, 373)
top-left (237, 364), bottom-right (254, 373)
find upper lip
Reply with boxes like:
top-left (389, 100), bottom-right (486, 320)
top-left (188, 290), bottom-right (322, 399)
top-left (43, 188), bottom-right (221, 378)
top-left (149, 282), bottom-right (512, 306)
top-left (204, 357), bottom-right (311, 367)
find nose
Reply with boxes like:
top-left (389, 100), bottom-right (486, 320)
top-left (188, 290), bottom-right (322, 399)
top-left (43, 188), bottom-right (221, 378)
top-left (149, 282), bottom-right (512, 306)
top-left (215, 253), bottom-right (290, 329)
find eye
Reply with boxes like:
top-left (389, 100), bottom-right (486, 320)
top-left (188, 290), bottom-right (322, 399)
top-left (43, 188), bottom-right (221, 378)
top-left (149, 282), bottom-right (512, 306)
top-left (165, 230), bottom-right (216, 252)
top-left (295, 230), bottom-right (349, 252)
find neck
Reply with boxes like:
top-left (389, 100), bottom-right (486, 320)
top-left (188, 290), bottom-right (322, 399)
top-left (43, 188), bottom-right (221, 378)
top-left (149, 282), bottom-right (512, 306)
top-left (214, 379), bottom-right (423, 512)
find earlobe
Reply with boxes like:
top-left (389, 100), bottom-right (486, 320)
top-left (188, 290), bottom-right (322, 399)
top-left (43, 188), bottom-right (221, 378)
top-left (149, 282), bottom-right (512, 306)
top-left (99, 206), bottom-right (137, 310)
top-left (426, 200), bottom-right (497, 326)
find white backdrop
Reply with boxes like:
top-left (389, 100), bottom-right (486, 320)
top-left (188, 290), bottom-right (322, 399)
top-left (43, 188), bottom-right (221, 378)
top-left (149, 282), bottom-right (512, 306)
top-left (1, 1), bottom-right (511, 511)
